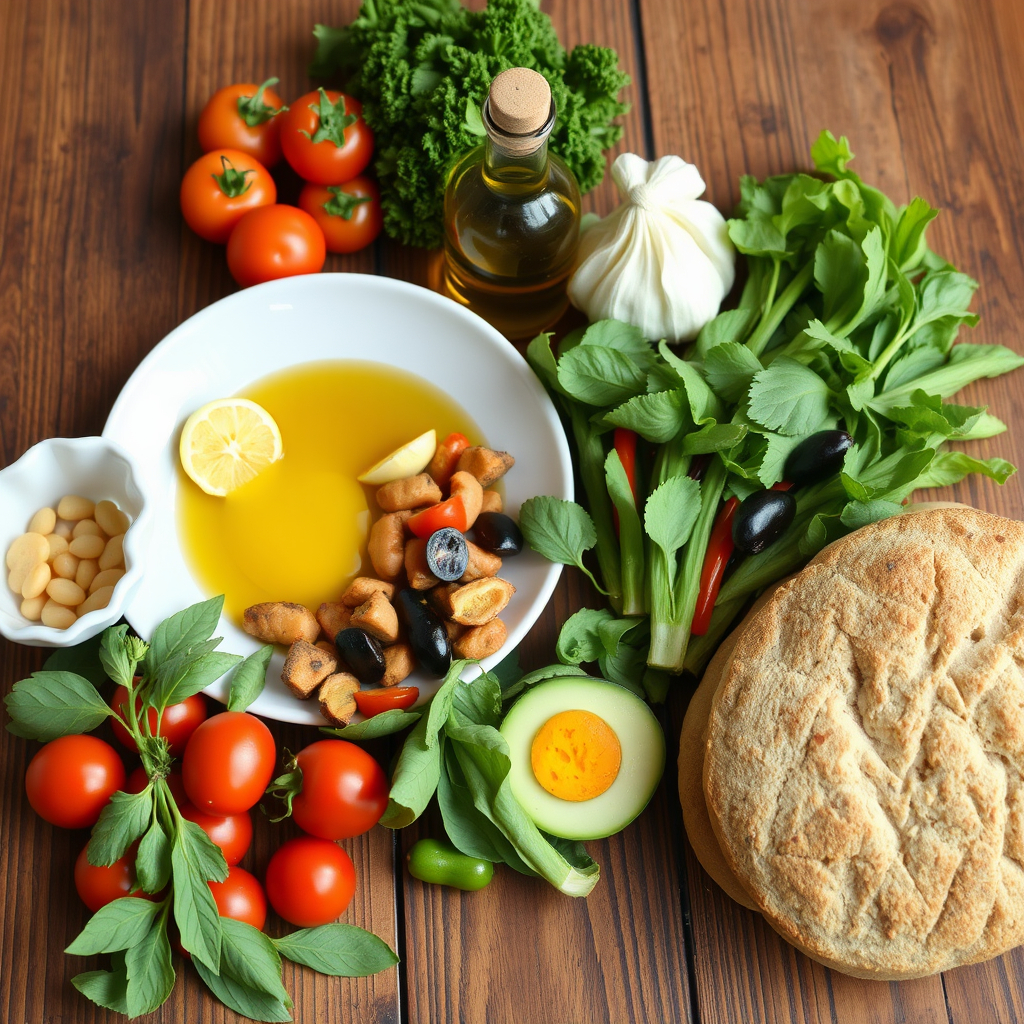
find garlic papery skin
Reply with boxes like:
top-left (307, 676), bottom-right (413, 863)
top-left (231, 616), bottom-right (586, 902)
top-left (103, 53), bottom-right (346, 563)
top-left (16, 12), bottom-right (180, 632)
top-left (568, 153), bottom-right (736, 342)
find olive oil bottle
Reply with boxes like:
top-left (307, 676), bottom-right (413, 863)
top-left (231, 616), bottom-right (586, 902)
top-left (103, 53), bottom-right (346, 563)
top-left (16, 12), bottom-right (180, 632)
top-left (443, 67), bottom-right (581, 340)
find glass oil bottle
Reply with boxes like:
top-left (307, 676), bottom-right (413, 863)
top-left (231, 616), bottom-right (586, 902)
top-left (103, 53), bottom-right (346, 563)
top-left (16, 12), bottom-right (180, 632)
top-left (443, 67), bottom-right (581, 341)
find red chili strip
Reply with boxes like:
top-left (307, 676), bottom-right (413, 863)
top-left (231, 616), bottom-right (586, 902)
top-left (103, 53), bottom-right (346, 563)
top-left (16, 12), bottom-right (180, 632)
top-left (691, 496), bottom-right (740, 637)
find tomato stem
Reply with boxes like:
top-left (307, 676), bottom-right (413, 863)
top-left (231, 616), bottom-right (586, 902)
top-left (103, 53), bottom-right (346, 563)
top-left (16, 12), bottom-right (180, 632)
top-left (323, 187), bottom-right (372, 220)
top-left (301, 87), bottom-right (357, 147)
top-left (236, 77), bottom-right (288, 127)
top-left (211, 155), bottom-right (253, 198)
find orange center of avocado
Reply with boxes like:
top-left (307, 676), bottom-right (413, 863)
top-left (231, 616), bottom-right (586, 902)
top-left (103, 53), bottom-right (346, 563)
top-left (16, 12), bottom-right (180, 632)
top-left (529, 709), bottom-right (621, 802)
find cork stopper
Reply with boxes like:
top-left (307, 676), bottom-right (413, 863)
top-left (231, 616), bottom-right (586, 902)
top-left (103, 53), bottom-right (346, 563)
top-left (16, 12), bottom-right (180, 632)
top-left (484, 68), bottom-right (555, 157)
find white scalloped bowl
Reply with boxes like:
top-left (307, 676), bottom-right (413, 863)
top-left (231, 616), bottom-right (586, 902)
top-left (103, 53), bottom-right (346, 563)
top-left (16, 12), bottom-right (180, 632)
top-left (0, 436), bottom-right (153, 647)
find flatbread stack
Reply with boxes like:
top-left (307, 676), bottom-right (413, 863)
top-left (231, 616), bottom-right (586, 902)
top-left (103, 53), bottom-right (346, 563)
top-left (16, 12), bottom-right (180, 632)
top-left (679, 507), bottom-right (1024, 979)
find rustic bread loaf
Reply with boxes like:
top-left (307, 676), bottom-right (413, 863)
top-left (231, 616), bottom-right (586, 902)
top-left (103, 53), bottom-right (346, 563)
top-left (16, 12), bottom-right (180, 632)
top-left (703, 508), bottom-right (1024, 979)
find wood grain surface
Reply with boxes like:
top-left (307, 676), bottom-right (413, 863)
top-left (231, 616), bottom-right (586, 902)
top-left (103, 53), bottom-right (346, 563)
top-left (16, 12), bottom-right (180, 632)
top-left (1, 0), bottom-right (1023, 1022)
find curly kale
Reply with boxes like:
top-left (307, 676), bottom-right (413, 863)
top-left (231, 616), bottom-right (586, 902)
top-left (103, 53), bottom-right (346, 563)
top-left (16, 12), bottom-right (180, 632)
top-left (311, 0), bottom-right (630, 248)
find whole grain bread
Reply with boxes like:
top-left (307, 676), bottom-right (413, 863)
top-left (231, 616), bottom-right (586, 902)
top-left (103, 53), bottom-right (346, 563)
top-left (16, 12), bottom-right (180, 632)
top-left (703, 508), bottom-right (1024, 979)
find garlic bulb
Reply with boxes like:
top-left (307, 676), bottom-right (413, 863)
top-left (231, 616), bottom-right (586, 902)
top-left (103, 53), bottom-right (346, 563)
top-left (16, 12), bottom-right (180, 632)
top-left (568, 153), bottom-right (736, 342)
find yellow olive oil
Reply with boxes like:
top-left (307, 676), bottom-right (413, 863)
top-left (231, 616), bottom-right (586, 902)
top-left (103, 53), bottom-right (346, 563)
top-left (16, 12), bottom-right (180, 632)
top-left (178, 360), bottom-right (481, 624)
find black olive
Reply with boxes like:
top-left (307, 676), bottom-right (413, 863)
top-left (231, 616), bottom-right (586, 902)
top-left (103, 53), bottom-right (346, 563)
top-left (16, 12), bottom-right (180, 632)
top-left (396, 589), bottom-right (452, 678)
top-left (334, 627), bottom-right (386, 685)
top-left (472, 512), bottom-right (523, 556)
top-left (732, 490), bottom-right (797, 555)
top-left (782, 429), bottom-right (854, 487)
top-left (425, 527), bottom-right (469, 581)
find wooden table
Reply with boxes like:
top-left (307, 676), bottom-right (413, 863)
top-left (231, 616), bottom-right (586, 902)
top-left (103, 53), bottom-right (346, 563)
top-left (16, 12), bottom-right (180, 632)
top-left (3, 0), bottom-right (1024, 1021)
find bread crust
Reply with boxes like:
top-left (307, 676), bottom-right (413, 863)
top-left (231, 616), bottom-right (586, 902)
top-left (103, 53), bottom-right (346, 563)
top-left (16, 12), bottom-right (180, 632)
top-left (704, 508), bottom-right (1024, 979)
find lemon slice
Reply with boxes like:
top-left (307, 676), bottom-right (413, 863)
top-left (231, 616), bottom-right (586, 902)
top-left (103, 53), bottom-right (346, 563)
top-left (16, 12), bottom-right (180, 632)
top-left (357, 429), bottom-right (437, 485)
top-left (179, 398), bottom-right (283, 496)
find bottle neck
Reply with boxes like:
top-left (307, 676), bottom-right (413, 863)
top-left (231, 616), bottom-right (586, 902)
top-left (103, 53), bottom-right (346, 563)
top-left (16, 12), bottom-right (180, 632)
top-left (483, 134), bottom-right (549, 192)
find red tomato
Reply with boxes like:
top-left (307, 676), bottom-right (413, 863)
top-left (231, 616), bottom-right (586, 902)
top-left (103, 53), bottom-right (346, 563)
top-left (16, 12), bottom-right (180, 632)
top-left (181, 711), bottom-right (276, 815)
top-left (180, 148), bottom-right (276, 244)
top-left (25, 735), bottom-right (125, 829)
top-left (110, 686), bottom-right (207, 756)
top-left (290, 740), bottom-right (388, 841)
top-left (179, 801), bottom-right (253, 866)
top-left (407, 496), bottom-right (469, 539)
top-left (198, 79), bottom-right (288, 168)
top-left (297, 178), bottom-right (383, 254)
top-left (264, 837), bottom-right (356, 927)
top-left (125, 766), bottom-right (188, 806)
top-left (226, 204), bottom-right (326, 288)
top-left (428, 432), bottom-right (471, 489)
top-left (279, 90), bottom-right (373, 185)
top-left (209, 866), bottom-right (267, 930)
top-left (353, 686), bottom-right (419, 718)
top-left (74, 842), bottom-right (144, 912)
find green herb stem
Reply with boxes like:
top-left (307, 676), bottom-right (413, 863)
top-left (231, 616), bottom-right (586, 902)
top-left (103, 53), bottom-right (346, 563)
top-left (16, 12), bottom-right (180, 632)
top-left (745, 261), bottom-right (815, 357)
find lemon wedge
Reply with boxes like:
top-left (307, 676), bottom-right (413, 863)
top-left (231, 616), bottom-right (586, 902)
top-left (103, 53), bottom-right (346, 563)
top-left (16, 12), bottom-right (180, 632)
top-left (357, 429), bottom-right (437, 485)
top-left (179, 398), bottom-right (283, 497)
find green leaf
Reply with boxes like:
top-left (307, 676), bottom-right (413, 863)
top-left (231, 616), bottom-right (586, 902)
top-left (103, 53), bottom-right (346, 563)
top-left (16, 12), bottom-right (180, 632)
top-left (451, 673), bottom-right (503, 729)
top-left (274, 924), bottom-right (399, 977)
top-left (695, 307), bottom-right (756, 358)
top-left (519, 497), bottom-right (604, 592)
top-left (464, 97), bottom-right (486, 136)
top-left (658, 343), bottom-right (724, 424)
top-left (136, 818), bottom-right (172, 894)
top-left (525, 333), bottom-right (564, 395)
top-left (557, 345), bottom-right (648, 407)
top-left (227, 645), bottom-right (273, 712)
top-left (42, 632), bottom-right (107, 686)
top-left (914, 452), bottom-right (1016, 489)
top-left (704, 342), bottom-right (763, 403)
top-left (321, 708), bottom-right (422, 741)
top-left (555, 608), bottom-right (616, 665)
top-left (379, 713), bottom-right (442, 829)
top-left (891, 196), bottom-right (939, 271)
top-left (152, 651), bottom-right (242, 711)
top-left (598, 640), bottom-right (649, 698)
top-left (89, 789), bottom-right (154, 867)
top-left (147, 596), bottom-right (224, 672)
top-left (604, 390), bottom-right (689, 443)
top-left (748, 356), bottom-right (833, 435)
top-left (125, 914), bottom-right (174, 1017)
top-left (66, 897), bottom-right (162, 955)
top-left (840, 499), bottom-right (903, 529)
top-left (100, 625), bottom-right (135, 688)
top-left (645, 476), bottom-right (702, 562)
top-left (580, 319), bottom-right (656, 371)
top-left (681, 422), bottom-right (748, 455)
top-left (72, 952), bottom-right (129, 1014)
top-left (4, 671), bottom-right (112, 741)
top-left (171, 820), bottom-right (226, 971)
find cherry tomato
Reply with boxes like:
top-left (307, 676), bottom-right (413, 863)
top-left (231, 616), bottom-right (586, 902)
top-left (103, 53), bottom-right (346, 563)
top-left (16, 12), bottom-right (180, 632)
top-left (74, 842), bottom-right (146, 911)
top-left (125, 766), bottom-right (188, 805)
top-left (179, 801), bottom-right (253, 867)
top-left (279, 89), bottom-right (373, 185)
top-left (353, 686), bottom-right (419, 718)
top-left (180, 148), bottom-right (276, 244)
top-left (290, 740), bottom-right (389, 840)
top-left (297, 178), bottom-right (383, 254)
top-left (209, 866), bottom-right (267, 930)
top-left (264, 837), bottom-right (356, 927)
top-left (110, 685), bottom-right (207, 757)
top-left (181, 711), bottom-right (276, 815)
top-left (198, 79), bottom-right (288, 168)
top-left (226, 204), bottom-right (326, 288)
top-left (407, 495), bottom-right (469, 539)
top-left (25, 735), bottom-right (125, 829)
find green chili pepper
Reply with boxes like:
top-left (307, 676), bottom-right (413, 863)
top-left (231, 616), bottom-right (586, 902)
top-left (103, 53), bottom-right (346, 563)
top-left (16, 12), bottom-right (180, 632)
top-left (407, 838), bottom-right (494, 891)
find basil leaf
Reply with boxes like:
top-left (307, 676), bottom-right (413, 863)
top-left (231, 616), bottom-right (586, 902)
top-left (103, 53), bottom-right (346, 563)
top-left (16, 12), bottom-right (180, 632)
top-left (379, 713), bottom-right (442, 829)
top-left (202, 919), bottom-right (293, 1012)
top-left (226, 645), bottom-right (273, 711)
top-left (748, 356), bottom-right (833, 435)
top-left (321, 708), bottom-right (422, 741)
top-left (147, 596), bottom-right (224, 672)
top-left (557, 345), bottom-right (648, 407)
top-left (525, 332), bottom-right (565, 396)
top-left (695, 307), bottom-right (756, 358)
top-left (89, 789), bottom-right (154, 866)
top-left (171, 820), bottom-right (226, 971)
top-left (151, 651), bottom-right (242, 711)
top-left (4, 671), bottom-right (112, 741)
top-left (72, 952), bottom-right (129, 1014)
top-left (136, 818), bottom-right (172, 893)
top-left (581, 319), bottom-right (654, 368)
top-left (450, 673), bottom-right (502, 728)
top-left (99, 625), bottom-right (135, 688)
top-left (840, 499), bottom-right (903, 530)
top-left (125, 914), bottom-right (174, 1017)
top-left (274, 924), bottom-right (399, 977)
top-left (194, 960), bottom-right (293, 1023)
top-left (66, 897), bottom-right (162, 955)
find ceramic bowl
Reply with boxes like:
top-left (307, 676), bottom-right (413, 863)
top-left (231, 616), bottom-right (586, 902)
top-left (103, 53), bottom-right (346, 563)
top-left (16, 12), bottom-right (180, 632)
top-left (0, 436), bottom-right (153, 647)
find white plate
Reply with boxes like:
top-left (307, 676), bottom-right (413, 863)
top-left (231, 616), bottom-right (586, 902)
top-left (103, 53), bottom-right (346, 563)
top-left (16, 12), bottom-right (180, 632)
top-left (102, 274), bottom-right (571, 725)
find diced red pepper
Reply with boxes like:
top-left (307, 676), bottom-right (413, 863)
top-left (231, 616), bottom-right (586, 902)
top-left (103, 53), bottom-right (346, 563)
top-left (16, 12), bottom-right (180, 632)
top-left (407, 495), bottom-right (469, 538)
top-left (691, 497), bottom-right (740, 637)
top-left (353, 686), bottom-right (420, 717)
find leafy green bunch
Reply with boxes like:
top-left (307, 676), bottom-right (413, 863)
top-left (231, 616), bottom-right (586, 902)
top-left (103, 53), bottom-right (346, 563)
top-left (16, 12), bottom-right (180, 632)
top-left (327, 657), bottom-right (602, 897)
top-left (310, 0), bottom-right (630, 247)
top-left (521, 131), bottom-right (1023, 689)
top-left (5, 598), bottom-right (397, 1022)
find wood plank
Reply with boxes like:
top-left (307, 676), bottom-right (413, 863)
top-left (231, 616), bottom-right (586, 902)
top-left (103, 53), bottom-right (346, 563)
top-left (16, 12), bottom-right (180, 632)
top-left (639, 0), bottom-right (1024, 1020)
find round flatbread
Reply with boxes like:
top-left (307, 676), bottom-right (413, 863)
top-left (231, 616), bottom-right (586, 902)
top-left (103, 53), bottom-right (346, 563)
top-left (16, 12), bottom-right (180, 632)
top-left (704, 508), bottom-right (1024, 979)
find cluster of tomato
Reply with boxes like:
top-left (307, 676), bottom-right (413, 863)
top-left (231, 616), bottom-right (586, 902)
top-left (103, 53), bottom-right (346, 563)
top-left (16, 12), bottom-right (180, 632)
top-left (25, 690), bottom-right (389, 933)
top-left (180, 78), bottom-right (382, 288)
